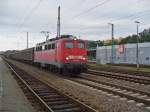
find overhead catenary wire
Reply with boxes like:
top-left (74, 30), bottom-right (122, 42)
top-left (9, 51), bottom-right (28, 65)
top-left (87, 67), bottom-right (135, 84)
top-left (67, 0), bottom-right (87, 11)
top-left (17, 0), bottom-right (43, 48)
top-left (18, 0), bottom-right (43, 32)
top-left (15, 0), bottom-right (31, 32)
top-left (68, 8), bottom-right (150, 32)
top-left (113, 9), bottom-right (150, 23)
top-left (32, 0), bottom-right (150, 40)
top-left (63, 0), bottom-right (111, 22)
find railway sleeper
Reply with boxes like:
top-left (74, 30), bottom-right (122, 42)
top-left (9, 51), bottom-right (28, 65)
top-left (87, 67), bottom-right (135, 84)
top-left (43, 97), bottom-right (68, 102)
top-left (51, 103), bottom-right (78, 110)
top-left (47, 100), bottom-right (69, 105)
top-left (53, 107), bottom-right (81, 112)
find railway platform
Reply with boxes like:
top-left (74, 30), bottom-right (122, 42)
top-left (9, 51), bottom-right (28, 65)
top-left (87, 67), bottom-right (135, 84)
top-left (0, 57), bottom-right (35, 112)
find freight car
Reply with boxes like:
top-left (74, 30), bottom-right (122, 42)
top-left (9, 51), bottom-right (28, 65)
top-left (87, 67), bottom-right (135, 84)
top-left (10, 48), bottom-right (34, 64)
top-left (7, 35), bottom-right (87, 74)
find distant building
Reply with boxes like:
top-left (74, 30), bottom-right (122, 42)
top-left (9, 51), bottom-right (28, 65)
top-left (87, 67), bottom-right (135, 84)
top-left (96, 42), bottom-right (150, 65)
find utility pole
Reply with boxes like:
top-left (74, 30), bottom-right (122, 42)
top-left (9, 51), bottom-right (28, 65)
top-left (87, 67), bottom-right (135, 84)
top-left (108, 23), bottom-right (114, 64)
top-left (57, 6), bottom-right (60, 38)
top-left (27, 32), bottom-right (28, 48)
top-left (135, 21), bottom-right (140, 69)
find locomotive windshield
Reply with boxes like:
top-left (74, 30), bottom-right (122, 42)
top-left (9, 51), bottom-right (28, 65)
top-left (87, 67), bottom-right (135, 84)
top-left (65, 42), bottom-right (73, 48)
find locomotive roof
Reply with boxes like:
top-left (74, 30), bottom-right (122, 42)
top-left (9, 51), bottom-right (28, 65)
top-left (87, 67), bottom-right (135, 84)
top-left (36, 35), bottom-right (78, 46)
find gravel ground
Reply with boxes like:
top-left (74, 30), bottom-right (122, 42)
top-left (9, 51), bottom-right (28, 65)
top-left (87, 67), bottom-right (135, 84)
top-left (6, 59), bottom-right (150, 112)
top-left (82, 73), bottom-right (150, 93)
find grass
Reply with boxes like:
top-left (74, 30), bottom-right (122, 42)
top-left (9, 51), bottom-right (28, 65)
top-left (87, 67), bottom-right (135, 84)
top-left (88, 63), bottom-right (150, 73)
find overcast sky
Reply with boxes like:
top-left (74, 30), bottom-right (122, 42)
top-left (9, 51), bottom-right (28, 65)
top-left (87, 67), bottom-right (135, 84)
top-left (0, 0), bottom-right (150, 51)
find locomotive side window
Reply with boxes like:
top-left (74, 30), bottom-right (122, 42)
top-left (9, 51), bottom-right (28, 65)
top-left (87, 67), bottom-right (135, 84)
top-left (45, 45), bottom-right (47, 50)
top-left (40, 46), bottom-right (42, 51)
top-left (52, 43), bottom-right (55, 49)
top-left (77, 43), bottom-right (84, 49)
top-left (65, 42), bottom-right (73, 48)
top-left (48, 44), bottom-right (51, 49)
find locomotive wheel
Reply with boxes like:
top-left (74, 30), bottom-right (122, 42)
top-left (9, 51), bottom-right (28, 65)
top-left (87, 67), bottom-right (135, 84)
top-left (58, 68), bottom-right (63, 74)
top-left (54, 66), bottom-right (59, 73)
top-left (63, 67), bottom-right (70, 76)
top-left (48, 65), bottom-right (53, 72)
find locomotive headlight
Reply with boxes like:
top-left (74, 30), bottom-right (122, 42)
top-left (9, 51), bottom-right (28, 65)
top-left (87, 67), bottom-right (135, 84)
top-left (74, 38), bottom-right (77, 40)
top-left (66, 55), bottom-right (86, 60)
top-left (82, 57), bottom-right (86, 60)
top-left (66, 57), bottom-right (69, 60)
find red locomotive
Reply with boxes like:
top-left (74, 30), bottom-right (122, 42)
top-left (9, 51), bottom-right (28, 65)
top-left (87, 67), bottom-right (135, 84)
top-left (34, 35), bottom-right (87, 74)
top-left (8, 35), bottom-right (87, 74)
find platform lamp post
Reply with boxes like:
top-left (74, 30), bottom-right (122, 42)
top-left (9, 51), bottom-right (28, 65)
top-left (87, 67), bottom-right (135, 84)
top-left (108, 23), bottom-right (114, 64)
top-left (135, 21), bottom-right (140, 69)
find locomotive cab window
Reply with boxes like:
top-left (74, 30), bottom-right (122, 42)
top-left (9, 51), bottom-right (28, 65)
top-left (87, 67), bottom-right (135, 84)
top-left (77, 42), bottom-right (85, 49)
top-left (65, 42), bottom-right (73, 48)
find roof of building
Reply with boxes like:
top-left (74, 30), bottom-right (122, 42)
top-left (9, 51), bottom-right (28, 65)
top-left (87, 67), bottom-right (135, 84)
top-left (97, 42), bottom-right (150, 49)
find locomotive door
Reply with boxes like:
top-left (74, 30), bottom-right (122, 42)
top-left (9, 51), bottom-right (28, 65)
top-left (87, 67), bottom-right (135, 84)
top-left (55, 42), bottom-right (57, 62)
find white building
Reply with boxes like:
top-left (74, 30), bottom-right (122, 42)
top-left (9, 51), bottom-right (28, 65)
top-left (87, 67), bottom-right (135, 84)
top-left (96, 42), bottom-right (150, 65)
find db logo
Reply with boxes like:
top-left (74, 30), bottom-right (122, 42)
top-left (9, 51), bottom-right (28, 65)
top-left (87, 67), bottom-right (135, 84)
top-left (118, 45), bottom-right (124, 53)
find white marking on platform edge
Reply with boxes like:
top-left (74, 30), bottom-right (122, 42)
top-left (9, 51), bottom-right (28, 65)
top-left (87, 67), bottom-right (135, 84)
top-left (0, 80), bottom-right (3, 98)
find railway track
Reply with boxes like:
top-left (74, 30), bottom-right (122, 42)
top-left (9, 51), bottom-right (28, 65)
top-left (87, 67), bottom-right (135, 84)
top-left (5, 61), bottom-right (97, 112)
top-left (114, 70), bottom-right (150, 78)
top-left (68, 75), bottom-right (150, 110)
top-left (79, 74), bottom-right (150, 97)
top-left (87, 69), bottom-right (150, 85)
top-left (91, 67), bottom-right (150, 78)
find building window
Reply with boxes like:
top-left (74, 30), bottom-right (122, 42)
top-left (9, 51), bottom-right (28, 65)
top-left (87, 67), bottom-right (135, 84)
top-left (146, 57), bottom-right (149, 61)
